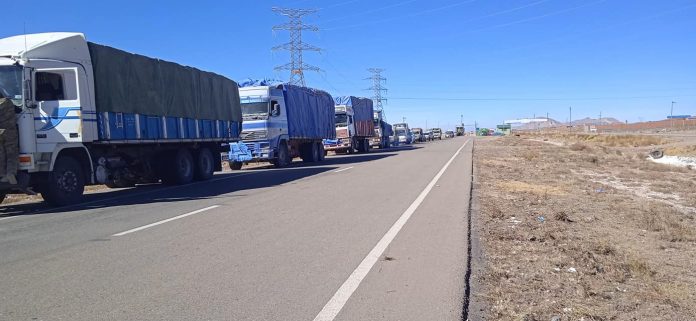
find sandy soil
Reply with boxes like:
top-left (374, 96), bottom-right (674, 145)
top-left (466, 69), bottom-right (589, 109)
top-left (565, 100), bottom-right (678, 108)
top-left (474, 134), bottom-right (696, 321)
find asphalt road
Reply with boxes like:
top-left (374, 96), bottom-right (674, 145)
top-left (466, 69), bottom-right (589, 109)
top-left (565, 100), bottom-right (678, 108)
top-left (0, 137), bottom-right (473, 321)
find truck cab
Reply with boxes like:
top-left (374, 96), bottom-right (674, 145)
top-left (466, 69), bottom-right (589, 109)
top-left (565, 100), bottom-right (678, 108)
top-left (412, 128), bottom-right (423, 142)
top-left (393, 123), bottom-right (412, 144)
top-left (235, 86), bottom-right (288, 167)
top-left (323, 105), bottom-right (355, 153)
top-left (431, 128), bottom-right (443, 140)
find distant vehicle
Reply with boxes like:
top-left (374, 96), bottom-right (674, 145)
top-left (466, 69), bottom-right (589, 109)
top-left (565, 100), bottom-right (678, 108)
top-left (370, 110), bottom-right (392, 149)
top-left (412, 128), bottom-right (424, 142)
top-left (324, 96), bottom-right (374, 154)
top-left (456, 126), bottom-right (464, 136)
top-left (423, 131), bottom-right (432, 141)
top-left (229, 81), bottom-right (335, 169)
top-left (0, 32), bottom-right (243, 205)
top-left (445, 130), bottom-right (455, 138)
top-left (393, 123), bottom-right (413, 144)
top-left (431, 128), bottom-right (443, 140)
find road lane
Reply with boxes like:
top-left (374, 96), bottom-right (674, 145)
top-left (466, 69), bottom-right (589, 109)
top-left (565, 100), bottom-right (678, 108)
top-left (0, 138), bottom-right (472, 321)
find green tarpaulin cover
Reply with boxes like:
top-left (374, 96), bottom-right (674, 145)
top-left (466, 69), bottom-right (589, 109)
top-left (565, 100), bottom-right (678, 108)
top-left (88, 43), bottom-right (241, 122)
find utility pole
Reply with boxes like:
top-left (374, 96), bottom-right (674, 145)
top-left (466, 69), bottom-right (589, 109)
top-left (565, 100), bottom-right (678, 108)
top-left (671, 101), bottom-right (677, 128)
top-left (569, 106), bottom-right (572, 132)
top-left (402, 116), bottom-right (406, 123)
top-left (460, 114), bottom-right (463, 126)
top-left (366, 68), bottom-right (387, 113)
top-left (272, 7), bottom-right (321, 87)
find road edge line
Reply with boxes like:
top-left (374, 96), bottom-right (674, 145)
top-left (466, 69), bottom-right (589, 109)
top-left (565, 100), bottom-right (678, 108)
top-left (312, 139), bottom-right (470, 321)
top-left (112, 205), bottom-right (220, 236)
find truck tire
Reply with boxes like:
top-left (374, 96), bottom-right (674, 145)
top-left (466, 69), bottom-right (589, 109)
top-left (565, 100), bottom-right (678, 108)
top-left (41, 156), bottom-right (85, 206)
top-left (318, 143), bottom-right (326, 161)
top-left (195, 148), bottom-right (215, 181)
top-left (0, 192), bottom-right (5, 204)
top-left (273, 141), bottom-right (290, 168)
top-left (311, 142), bottom-right (320, 162)
top-left (162, 148), bottom-right (194, 185)
top-left (229, 162), bottom-right (243, 170)
top-left (363, 139), bottom-right (371, 152)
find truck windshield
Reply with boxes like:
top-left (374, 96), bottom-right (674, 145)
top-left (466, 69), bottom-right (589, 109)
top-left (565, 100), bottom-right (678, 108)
top-left (396, 129), bottom-right (406, 136)
top-left (0, 66), bottom-right (23, 107)
top-left (241, 102), bottom-right (269, 120)
top-left (335, 113), bottom-right (348, 127)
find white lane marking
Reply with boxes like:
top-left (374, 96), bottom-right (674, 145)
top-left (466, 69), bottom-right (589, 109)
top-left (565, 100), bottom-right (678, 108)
top-left (313, 139), bottom-right (470, 321)
top-left (112, 205), bottom-right (220, 237)
top-left (0, 172), bottom-right (256, 223)
top-left (333, 166), bottom-right (354, 173)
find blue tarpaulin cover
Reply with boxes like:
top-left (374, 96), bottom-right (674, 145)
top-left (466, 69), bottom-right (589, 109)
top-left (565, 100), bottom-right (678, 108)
top-left (334, 96), bottom-right (374, 137)
top-left (284, 85), bottom-right (336, 139)
top-left (237, 79), bottom-right (335, 140)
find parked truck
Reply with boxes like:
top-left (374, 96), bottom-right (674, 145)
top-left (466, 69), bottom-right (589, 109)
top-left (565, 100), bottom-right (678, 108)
top-left (411, 127), bottom-right (423, 142)
top-left (456, 126), bottom-right (464, 136)
top-left (323, 96), bottom-right (374, 154)
top-left (393, 123), bottom-right (413, 144)
top-left (431, 128), bottom-right (443, 140)
top-left (0, 33), bottom-right (242, 206)
top-left (370, 110), bottom-right (392, 149)
top-left (228, 80), bottom-right (335, 169)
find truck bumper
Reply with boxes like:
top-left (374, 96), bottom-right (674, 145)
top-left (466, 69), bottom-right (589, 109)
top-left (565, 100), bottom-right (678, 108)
top-left (229, 141), bottom-right (273, 162)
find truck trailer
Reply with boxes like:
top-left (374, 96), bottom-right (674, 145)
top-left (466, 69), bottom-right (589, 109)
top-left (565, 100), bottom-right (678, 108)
top-left (229, 81), bottom-right (335, 169)
top-left (0, 33), bottom-right (242, 206)
top-left (323, 96), bottom-right (374, 154)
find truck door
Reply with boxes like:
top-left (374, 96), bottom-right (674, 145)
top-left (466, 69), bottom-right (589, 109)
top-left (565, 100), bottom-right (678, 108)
top-left (32, 67), bottom-right (83, 145)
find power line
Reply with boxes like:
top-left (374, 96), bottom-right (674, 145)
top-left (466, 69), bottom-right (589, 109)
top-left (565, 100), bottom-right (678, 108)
top-left (389, 94), bottom-right (696, 101)
top-left (272, 7), bottom-right (322, 87)
top-left (366, 68), bottom-right (388, 112)
top-left (322, 0), bottom-right (419, 25)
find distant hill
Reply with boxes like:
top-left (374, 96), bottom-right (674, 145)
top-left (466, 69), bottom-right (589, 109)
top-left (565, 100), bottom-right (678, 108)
top-left (571, 117), bottom-right (622, 126)
top-left (512, 117), bottom-right (621, 130)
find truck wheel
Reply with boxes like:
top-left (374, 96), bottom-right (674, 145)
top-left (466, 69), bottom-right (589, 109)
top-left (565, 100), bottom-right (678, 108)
top-left (273, 142), bottom-right (290, 168)
top-left (363, 139), bottom-right (371, 152)
top-left (162, 148), bottom-right (194, 185)
top-left (42, 156), bottom-right (85, 206)
top-left (318, 143), bottom-right (326, 161)
top-left (229, 162), bottom-right (243, 170)
top-left (311, 142), bottom-right (320, 162)
top-left (195, 148), bottom-right (215, 181)
top-left (0, 193), bottom-right (5, 204)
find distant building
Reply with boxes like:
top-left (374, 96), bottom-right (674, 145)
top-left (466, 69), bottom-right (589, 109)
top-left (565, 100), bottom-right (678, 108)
top-left (496, 124), bottom-right (512, 136)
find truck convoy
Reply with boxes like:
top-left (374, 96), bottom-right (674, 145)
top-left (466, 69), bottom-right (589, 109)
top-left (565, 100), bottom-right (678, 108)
top-left (323, 96), bottom-right (374, 154)
top-left (370, 110), bottom-right (392, 149)
top-left (228, 80), bottom-right (335, 169)
top-left (393, 123), bottom-right (413, 145)
top-left (0, 33), bottom-right (242, 206)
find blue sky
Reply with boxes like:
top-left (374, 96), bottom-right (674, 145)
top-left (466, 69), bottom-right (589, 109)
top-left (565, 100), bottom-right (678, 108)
top-left (4, 0), bottom-right (696, 129)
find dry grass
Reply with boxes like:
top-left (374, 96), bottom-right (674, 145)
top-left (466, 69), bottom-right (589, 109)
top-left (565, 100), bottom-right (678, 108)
top-left (665, 145), bottom-right (696, 156)
top-left (475, 135), bottom-right (696, 321)
top-left (497, 180), bottom-right (567, 196)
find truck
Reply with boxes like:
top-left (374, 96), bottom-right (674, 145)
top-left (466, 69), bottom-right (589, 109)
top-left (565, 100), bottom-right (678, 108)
top-left (393, 123), bottom-right (413, 144)
top-left (370, 110), bottom-right (392, 149)
top-left (456, 126), bottom-right (464, 136)
top-left (431, 128), bottom-right (443, 140)
top-left (323, 96), bottom-right (374, 154)
top-left (0, 33), bottom-right (242, 206)
top-left (411, 127), bottom-right (423, 142)
top-left (228, 80), bottom-right (335, 169)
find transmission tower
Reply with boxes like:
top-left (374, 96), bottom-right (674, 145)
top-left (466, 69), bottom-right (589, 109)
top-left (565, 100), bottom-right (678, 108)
top-left (366, 68), bottom-right (387, 112)
top-left (272, 7), bottom-right (321, 87)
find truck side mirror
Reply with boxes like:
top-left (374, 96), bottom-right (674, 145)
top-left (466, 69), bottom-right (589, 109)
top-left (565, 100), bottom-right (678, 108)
top-left (23, 79), bottom-right (36, 108)
top-left (271, 103), bottom-right (280, 116)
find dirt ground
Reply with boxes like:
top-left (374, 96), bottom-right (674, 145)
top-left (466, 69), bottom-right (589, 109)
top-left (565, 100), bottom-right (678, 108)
top-left (473, 133), bottom-right (696, 321)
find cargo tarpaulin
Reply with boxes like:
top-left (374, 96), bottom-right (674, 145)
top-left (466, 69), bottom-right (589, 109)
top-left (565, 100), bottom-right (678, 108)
top-left (282, 85), bottom-right (335, 140)
top-left (334, 96), bottom-right (374, 137)
top-left (88, 43), bottom-right (241, 122)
